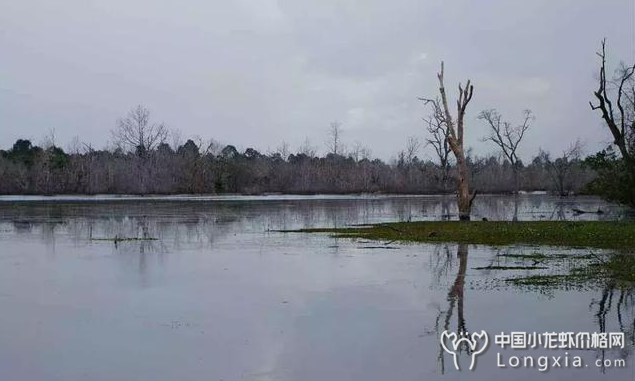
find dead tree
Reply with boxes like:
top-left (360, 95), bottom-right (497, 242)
top-left (589, 39), bottom-right (635, 160)
top-left (422, 96), bottom-right (452, 191)
top-left (423, 62), bottom-right (476, 220)
top-left (112, 105), bottom-right (169, 154)
top-left (400, 136), bottom-right (421, 166)
top-left (540, 140), bottom-right (583, 196)
top-left (299, 137), bottom-right (317, 158)
top-left (326, 121), bottom-right (344, 156)
top-left (478, 109), bottom-right (534, 192)
top-left (350, 141), bottom-right (371, 162)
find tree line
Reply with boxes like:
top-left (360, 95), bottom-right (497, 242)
top-left (0, 125), bottom-right (592, 196)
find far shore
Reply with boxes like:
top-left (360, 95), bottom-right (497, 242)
top-left (0, 191), bottom-right (587, 203)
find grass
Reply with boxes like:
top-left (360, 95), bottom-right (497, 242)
top-left (283, 221), bottom-right (635, 250)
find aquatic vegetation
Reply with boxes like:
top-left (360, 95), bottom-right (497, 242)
top-left (286, 221), bottom-right (635, 250)
top-left (501, 250), bottom-right (635, 289)
top-left (472, 265), bottom-right (548, 270)
top-left (289, 221), bottom-right (635, 291)
top-left (90, 237), bottom-right (158, 242)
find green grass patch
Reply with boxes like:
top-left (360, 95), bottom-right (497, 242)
top-left (284, 221), bottom-right (635, 250)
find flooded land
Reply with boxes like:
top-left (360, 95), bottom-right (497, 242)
top-left (0, 194), bottom-right (633, 381)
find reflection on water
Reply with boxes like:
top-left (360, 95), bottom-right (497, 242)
top-left (436, 244), bottom-right (470, 374)
top-left (432, 243), bottom-right (635, 376)
top-left (0, 194), bottom-right (629, 236)
top-left (0, 194), bottom-right (633, 381)
top-left (592, 282), bottom-right (635, 373)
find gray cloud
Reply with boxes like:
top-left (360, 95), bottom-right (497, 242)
top-left (1, 0), bottom-right (633, 160)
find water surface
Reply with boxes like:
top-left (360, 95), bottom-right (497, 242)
top-left (0, 194), bottom-right (632, 380)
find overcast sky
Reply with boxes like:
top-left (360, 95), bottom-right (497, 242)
top-left (1, 0), bottom-right (633, 161)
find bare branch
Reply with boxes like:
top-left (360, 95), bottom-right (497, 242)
top-left (111, 105), bottom-right (169, 153)
top-left (590, 39), bottom-right (631, 159)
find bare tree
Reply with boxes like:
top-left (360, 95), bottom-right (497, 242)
top-left (589, 39), bottom-right (635, 160)
top-left (66, 135), bottom-right (82, 155)
top-left (171, 128), bottom-right (184, 151)
top-left (423, 62), bottom-right (476, 220)
top-left (404, 136), bottom-right (421, 165)
top-left (298, 137), bottom-right (317, 158)
top-left (40, 128), bottom-right (57, 149)
top-left (112, 105), bottom-right (169, 153)
top-left (478, 109), bottom-right (534, 192)
top-left (326, 121), bottom-right (344, 156)
top-left (359, 145), bottom-right (372, 161)
top-left (202, 138), bottom-right (222, 156)
top-left (276, 141), bottom-right (290, 160)
top-left (540, 140), bottom-right (584, 196)
top-left (421, 96), bottom-right (452, 191)
top-left (350, 141), bottom-right (362, 162)
top-left (619, 62), bottom-right (635, 150)
top-left (350, 141), bottom-right (372, 162)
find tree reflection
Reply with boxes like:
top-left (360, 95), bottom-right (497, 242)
top-left (590, 280), bottom-right (635, 373)
top-left (549, 201), bottom-right (567, 220)
top-left (501, 248), bottom-right (635, 373)
top-left (435, 244), bottom-right (470, 374)
top-left (440, 195), bottom-right (452, 221)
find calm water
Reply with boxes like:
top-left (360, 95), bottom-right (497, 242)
top-left (0, 194), bottom-right (633, 381)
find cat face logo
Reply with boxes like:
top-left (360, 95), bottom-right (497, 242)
top-left (440, 330), bottom-right (489, 371)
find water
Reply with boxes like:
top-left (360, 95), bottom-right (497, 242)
top-left (0, 194), bottom-right (632, 380)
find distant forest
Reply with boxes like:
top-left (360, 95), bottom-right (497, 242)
top-left (0, 108), bottom-right (593, 196)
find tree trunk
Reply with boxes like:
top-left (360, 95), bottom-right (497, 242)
top-left (456, 155), bottom-right (472, 221)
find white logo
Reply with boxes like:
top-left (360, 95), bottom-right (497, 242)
top-left (440, 330), bottom-right (489, 371)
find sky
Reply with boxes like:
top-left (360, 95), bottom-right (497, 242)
top-left (1, 0), bottom-right (634, 161)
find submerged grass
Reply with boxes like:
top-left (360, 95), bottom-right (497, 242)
top-left (505, 255), bottom-right (635, 288)
top-left (286, 220), bottom-right (635, 289)
top-left (90, 237), bottom-right (158, 242)
top-left (496, 253), bottom-right (595, 260)
top-left (473, 265), bottom-right (548, 270)
top-left (284, 221), bottom-right (635, 250)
